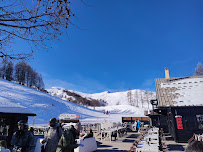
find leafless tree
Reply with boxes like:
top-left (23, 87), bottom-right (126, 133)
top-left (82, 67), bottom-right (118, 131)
top-left (127, 88), bottom-right (133, 105)
top-left (135, 89), bottom-right (139, 107)
top-left (0, 0), bottom-right (75, 60)
top-left (26, 65), bottom-right (33, 87)
top-left (140, 91), bottom-right (144, 108)
top-left (30, 71), bottom-right (38, 87)
top-left (15, 61), bottom-right (27, 84)
top-left (145, 90), bottom-right (149, 109)
top-left (195, 62), bottom-right (203, 76)
top-left (5, 61), bottom-right (14, 81)
top-left (0, 57), bottom-right (8, 78)
top-left (36, 74), bottom-right (44, 89)
top-left (13, 61), bottom-right (44, 89)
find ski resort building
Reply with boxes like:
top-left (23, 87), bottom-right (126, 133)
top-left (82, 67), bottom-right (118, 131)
top-left (149, 68), bottom-right (203, 142)
top-left (0, 106), bottom-right (36, 146)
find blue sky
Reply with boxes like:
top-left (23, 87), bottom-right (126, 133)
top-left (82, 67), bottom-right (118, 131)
top-left (27, 0), bottom-right (203, 93)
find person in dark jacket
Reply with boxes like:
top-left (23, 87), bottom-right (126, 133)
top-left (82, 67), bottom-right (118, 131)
top-left (41, 118), bottom-right (63, 152)
top-left (11, 120), bottom-right (34, 152)
top-left (83, 128), bottom-right (93, 139)
top-left (56, 125), bottom-right (79, 152)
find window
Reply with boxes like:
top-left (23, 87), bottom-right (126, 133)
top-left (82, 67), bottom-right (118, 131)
top-left (0, 118), bottom-right (10, 136)
top-left (196, 115), bottom-right (203, 129)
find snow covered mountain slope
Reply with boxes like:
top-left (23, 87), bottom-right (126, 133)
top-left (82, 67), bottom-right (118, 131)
top-left (48, 87), bottom-right (156, 108)
top-left (0, 79), bottom-right (150, 125)
top-left (76, 90), bottom-right (155, 107)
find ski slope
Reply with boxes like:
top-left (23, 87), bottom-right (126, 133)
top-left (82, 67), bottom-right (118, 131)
top-left (0, 79), bottom-right (149, 125)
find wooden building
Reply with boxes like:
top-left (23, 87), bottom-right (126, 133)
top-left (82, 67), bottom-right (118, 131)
top-left (0, 107), bottom-right (36, 146)
top-left (122, 117), bottom-right (150, 123)
top-left (149, 68), bottom-right (203, 142)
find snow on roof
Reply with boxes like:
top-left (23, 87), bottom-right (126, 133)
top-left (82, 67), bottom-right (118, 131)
top-left (158, 77), bottom-right (203, 106)
top-left (0, 107), bottom-right (35, 115)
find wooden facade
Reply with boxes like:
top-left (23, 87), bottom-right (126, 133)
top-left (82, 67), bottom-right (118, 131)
top-left (167, 106), bottom-right (203, 142)
top-left (122, 117), bottom-right (150, 123)
top-left (150, 75), bottom-right (203, 142)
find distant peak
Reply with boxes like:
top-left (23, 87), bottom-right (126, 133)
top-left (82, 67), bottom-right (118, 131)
top-left (50, 87), bottom-right (65, 90)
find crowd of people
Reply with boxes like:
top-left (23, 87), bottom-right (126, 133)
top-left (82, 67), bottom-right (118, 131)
top-left (1, 118), bottom-right (202, 152)
top-left (103, 110), bottom-right (110, 116)
top-left (0, 118), bottom-right (94, 152)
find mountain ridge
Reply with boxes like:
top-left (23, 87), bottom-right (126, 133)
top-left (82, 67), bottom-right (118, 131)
top-left (47, 87), bottom-right (156, 108)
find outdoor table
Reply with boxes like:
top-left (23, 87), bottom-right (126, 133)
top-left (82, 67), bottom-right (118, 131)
top-left (101, 128), bottom-right (116, 142)
top-left (145, 134), bottom-right (159, 141)
top-left (101, 127), bottom-right (126, 142)
top-left (135, 127), bottom-right (159, 152)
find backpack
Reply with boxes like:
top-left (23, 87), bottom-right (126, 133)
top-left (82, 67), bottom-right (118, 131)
top-left (48, 126), bottom-right (61, 137)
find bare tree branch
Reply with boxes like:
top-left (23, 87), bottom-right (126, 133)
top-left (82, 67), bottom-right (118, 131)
top-left (0, 0), bottom-right (76, 60)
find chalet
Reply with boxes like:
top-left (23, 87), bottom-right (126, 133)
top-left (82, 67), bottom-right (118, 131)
top-left (149, 68), bottom-right (203, 142)
top-left (0, 104), bottom-right (36, 146)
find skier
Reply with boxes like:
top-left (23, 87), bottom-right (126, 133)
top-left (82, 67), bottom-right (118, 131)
top-left (11, 120), bottom-right (34, 152)
top-left (41, 118), bottom-right (63, 152)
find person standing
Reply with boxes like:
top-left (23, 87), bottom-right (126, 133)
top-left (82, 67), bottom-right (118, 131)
top-left (137, 120), bottom-right (141, 133)
top-left (132, 120), bottom-right (137, 131)
top-left (83, 128), bottom-right (93, 139)
top-left (56, 125), bottom-right (79, 152)
top-left (11, 120), bottom-right (34, 152)
top-left (41, 118), bottom-right (63, 152)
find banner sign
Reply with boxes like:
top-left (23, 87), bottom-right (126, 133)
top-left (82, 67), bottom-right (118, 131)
top-left (59, 114), bottom-right (77, 120)
top-left (175, 115), bottom-right (183, 129)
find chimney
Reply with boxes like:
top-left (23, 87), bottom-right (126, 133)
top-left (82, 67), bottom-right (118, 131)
top-left (165, 67), bottom-right (170, 79)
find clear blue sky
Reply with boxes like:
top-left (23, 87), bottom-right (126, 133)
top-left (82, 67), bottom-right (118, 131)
top-left (28, 0), bottom-right (203, 93)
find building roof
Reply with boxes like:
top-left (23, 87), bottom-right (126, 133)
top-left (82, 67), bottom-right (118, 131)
top-left (155, 75), bottom-right (203, 107)
top-left (0, 107), bottom-right (36, 116)
top-left (0, 96), bottom-right (36, 116)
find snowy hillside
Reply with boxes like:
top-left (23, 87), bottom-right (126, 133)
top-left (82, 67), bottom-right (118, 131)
top-left (47, 87), bottom-right (156, 108)
top-left (0, 79), bottom-right (151, 126)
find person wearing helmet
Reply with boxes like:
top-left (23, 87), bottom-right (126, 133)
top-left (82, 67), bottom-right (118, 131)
top-left (11, 120), bottom-right (34, 152)
top-left (41, 118), bottom-right (63, 152)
